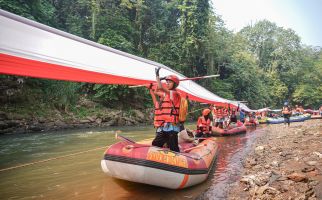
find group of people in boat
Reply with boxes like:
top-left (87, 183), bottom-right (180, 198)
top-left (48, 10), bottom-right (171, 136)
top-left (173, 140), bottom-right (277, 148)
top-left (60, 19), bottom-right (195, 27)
top-left (147, 69), bottom-right (321, 151)
top-left (147, 69), bottom-right (247, 152)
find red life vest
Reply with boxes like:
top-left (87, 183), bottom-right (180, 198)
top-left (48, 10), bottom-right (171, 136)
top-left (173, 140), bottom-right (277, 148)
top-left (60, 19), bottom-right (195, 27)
top-left (197, 116), bottom-right (211, 133)
top-left (157, 90), bottom-right (180, 124)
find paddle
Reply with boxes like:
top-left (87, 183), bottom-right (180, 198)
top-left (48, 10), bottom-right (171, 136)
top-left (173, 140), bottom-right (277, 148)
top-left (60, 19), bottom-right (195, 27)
top-left (180, 74), bottom-right (220, 81)
top-left (128, 74), bottom-right (219, 88)
top-left (183, 143), bottom-right (207, 153)
top-left (115, 132), bottom-right (136, 144)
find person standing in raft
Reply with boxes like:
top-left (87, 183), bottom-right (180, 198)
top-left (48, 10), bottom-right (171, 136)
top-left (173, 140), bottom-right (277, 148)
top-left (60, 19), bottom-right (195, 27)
top-left (195, 109), bottom-right (212, 138)
top-left (282, 102), bottom-right (291, 127)
top-left (152, 67), bottom-right (181, 152)
top-left (239, 109), bottom-right (245, 123)
top-left (148, 84), bottom-right (164, 135)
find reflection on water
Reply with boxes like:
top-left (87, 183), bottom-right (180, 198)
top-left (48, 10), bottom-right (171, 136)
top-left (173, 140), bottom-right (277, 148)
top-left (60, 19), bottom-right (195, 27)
top-left (0, 125), bottom-right (263, 199)
top-left (199, 128), bottom-right (264, 199)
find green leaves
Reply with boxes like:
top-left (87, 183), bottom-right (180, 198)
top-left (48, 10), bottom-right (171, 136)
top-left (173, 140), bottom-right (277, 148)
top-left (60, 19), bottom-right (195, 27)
top-left (98, 29), bottom-right (135, 53)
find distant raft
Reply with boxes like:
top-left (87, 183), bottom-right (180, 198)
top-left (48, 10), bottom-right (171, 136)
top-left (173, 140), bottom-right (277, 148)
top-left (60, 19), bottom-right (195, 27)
top-left (101, 138), bottom-right (219, 189)
top-left (211, 121), bottom-right (246, 136)
top-left (257, 117), bottom-right (268, 124)
top-left (311, 114), bottom-right (322, 119)
top-left (266, 114), bottom-right (311, 124)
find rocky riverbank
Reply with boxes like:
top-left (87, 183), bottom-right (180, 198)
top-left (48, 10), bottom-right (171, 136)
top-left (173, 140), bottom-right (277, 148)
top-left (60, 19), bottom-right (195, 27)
top-left (0, 107), bottom-right (153, 134)
top-left (227, 119), bottom-right (322, 200)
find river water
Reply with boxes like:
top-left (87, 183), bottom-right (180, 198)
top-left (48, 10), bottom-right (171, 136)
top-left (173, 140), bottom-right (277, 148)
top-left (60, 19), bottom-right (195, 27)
top-left (0, 125), bottom-right (263, 200)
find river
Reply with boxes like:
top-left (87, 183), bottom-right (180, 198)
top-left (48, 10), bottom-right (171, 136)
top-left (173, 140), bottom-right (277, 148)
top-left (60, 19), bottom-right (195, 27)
top-left (0, 125), bottom-right (263, 200)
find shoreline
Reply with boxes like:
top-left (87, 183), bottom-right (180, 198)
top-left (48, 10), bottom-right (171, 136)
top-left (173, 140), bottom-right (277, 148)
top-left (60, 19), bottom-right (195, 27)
top-left (227, 119), bottom-right (322, 200)
top-left (0, 109), bottom-right (153, 134)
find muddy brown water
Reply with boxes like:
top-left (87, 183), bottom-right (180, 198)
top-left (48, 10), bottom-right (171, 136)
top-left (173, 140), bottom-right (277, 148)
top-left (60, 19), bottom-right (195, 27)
top-left (0, 125), bottom-right (264, 200)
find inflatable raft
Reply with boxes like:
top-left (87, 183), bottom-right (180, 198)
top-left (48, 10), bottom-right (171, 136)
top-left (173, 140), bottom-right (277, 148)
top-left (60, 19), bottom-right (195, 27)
top-left (311, 114), bottom-right (322, 119)
top-left (101, 137), bottom-right (219, 189)
top-left (211, 121), bottom-right (246, 136)
top-left (258, 117), bottom-right (268, 124)
top-left (267, 114), bottom-right (309, 124)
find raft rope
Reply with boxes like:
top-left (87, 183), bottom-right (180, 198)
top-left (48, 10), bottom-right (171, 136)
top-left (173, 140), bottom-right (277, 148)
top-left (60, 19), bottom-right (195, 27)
top-left (0, 146), bottom-right (109, 172)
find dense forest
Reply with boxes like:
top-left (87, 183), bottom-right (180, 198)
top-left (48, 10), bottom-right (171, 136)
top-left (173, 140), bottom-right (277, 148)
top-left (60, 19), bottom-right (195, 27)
top-left (1, 0), bottom-right (321, 117)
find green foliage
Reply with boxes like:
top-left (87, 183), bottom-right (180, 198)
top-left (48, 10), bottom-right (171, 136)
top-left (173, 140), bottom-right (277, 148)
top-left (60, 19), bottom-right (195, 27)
top-left (0, 0), bottom-right (56, 26)
top-left (93, 84), bottom-right (129, 103)
top-left (25, 79), bottom-right (81, 110)
top-left (210, 79), bottom-right (234, 100)
top-left (293, 84), bottom-right (322, 108)
top-left (98, 29), bottom-right (134, 53)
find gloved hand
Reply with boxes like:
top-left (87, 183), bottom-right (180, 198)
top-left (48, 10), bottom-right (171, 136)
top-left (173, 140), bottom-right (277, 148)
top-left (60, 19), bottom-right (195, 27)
top-left (159, 76), bottom-right (166, 81)
top-left (155, 67), bottom-right (161, 77)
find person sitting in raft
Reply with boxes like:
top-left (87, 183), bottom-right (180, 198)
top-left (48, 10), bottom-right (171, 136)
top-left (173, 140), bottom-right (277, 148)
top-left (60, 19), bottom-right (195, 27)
top-left (195, 109), bottom-right (212, 138)
top-left (229, 108), bottom-right (237, 125)
top-left (223, 108), bottom-right (229, 128)
top-left (282, 102), bottom-right (291, 127)
top-left (249, 112), bottom-right (256, 123)
top-left (151, 67), bottom-right (181, 152)
top-left (214, 107), bottom-right (224, 128)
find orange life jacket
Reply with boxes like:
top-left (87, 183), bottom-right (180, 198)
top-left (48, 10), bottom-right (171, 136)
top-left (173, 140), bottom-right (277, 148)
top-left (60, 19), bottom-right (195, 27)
top-left (197, 116), bottom-right (211, 133)
top-left (156, 90), bottom-right (180, 124)
top-left (215, 109), bottom-right (223, 119)
top-left (153, 101), bottom-right (164, 127)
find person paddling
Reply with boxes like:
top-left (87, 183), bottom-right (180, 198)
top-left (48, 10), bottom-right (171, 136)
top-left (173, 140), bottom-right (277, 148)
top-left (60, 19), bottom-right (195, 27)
top-left (282, 102), bottom-right (291, 127)
top-left (195, 109), bottom-right (212, 138)
top-left (151, 67), bottom-right (181, 152)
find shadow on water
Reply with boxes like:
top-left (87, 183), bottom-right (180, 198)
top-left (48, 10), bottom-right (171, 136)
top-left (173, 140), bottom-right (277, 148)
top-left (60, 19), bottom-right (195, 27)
top-left (0, 125), bottom-right (265, 200)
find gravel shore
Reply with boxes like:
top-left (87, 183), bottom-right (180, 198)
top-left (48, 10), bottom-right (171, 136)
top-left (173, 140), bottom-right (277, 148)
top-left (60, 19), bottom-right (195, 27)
top-left (227, 119), bottom-right (322, 200)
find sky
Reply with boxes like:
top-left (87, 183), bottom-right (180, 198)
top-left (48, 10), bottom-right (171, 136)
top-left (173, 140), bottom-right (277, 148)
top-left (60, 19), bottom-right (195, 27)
top-left (211, 0), bottom-right (322, 47)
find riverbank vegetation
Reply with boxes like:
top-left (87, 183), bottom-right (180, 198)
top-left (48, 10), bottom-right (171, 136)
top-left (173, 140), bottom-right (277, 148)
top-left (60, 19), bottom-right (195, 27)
top-left (0, 0), bottom-right (321, 131)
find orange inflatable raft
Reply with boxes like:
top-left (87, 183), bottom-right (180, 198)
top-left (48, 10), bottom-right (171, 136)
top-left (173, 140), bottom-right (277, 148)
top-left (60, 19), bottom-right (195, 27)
top-left (101, 137), bottom-right (219, 189)
top-left (212, 121), bottom-right (246, 136)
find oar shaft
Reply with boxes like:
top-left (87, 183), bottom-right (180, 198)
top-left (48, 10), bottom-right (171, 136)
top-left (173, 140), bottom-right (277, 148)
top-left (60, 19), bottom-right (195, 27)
top-left (129, 74), bottom-right (219, 88)
top-left (180, 74), bottom-right (219, 81)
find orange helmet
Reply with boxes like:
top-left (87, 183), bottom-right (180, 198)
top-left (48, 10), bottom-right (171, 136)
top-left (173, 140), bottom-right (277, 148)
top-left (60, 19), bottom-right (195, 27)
top-left (202, 109), bottom-right (211, 116)
top-left (165, 75), bottom-right (180, 88)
